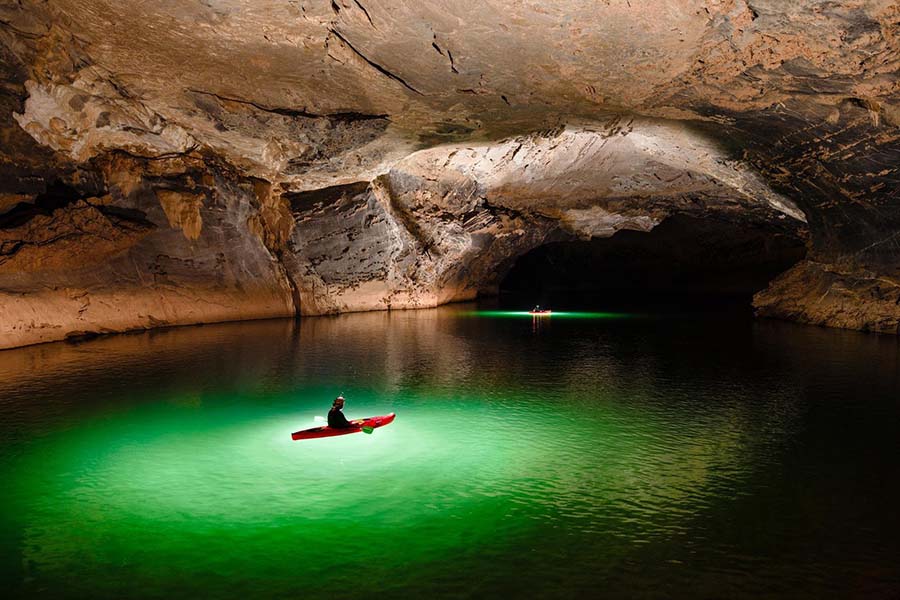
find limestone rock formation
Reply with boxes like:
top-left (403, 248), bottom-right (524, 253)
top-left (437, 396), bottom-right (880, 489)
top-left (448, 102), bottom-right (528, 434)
top-left (0, 0), bottom-right (898, 348)
top-left (754, 260), bottom-right (900, 333)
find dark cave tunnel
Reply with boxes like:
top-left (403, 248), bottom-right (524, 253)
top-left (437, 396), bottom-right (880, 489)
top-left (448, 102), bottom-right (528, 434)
top-left (498, 214), bottom-right (808, 313)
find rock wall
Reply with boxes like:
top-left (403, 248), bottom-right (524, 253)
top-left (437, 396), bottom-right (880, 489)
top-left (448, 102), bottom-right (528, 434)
top-left (754, 260), bottom-right (900, 333)
top-left (0, 155), bottom-right (296, 348)
top-left (0, 1), bottom-right (898, 348)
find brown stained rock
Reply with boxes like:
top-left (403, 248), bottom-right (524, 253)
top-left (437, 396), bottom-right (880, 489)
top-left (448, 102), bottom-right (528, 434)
top-left (0, 199), bottom-right (152, 274)
top-left (101, 155), bottom-right (143, 198)
top-left (13, 76), bottom-right (198, 162)
top-left (251, 179), bottom-right (294, 251)
top-left (155, 190), bottom-right (204, 241)
top-left (0, 193), bottom-right (34, 214)
top-left (27, 23), bottom-right (89, 85)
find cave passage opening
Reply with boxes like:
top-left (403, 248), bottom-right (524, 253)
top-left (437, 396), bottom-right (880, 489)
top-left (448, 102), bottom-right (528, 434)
top-left (497, 214), bottom-right (807, 314)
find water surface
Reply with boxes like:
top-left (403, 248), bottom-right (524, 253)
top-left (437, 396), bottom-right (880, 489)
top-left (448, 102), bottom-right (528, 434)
top-left (1, 307), bottom-right (898, 598)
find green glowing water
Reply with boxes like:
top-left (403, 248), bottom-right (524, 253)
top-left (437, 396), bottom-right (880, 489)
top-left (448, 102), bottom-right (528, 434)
top-left (464, 310), bottom-right (629, 319)
top-left (1, 306), bottom-right (898, 598)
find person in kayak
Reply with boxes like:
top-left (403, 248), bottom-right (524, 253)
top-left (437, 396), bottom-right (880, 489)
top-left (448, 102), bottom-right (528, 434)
top-left (328, 396), bottom-right (356, 428)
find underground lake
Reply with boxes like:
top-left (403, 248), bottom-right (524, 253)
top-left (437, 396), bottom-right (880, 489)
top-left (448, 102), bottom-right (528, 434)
top-left (1, 306), bottom-right (898, 599)
top-left (2, 4), bottom-right (900, 597)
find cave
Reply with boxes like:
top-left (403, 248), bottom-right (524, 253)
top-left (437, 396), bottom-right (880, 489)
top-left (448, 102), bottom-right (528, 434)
top-left (1, 2), bottom-right (899, 599)
top-left (2, 2), bottom-right (899, 345)
top-left (498, 214), bottom-right (808, 313)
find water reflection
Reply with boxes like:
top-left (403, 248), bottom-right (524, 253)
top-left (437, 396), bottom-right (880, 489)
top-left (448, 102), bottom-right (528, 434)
top-left (0, 306), bottom-right (898, 599)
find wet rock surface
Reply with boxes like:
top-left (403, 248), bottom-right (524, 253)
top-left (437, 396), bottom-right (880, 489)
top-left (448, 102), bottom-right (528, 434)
top-left (0, 1), bottom-right (897, 347)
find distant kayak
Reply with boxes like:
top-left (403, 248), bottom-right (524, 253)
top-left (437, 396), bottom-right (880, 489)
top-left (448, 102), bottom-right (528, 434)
top-left (291, 413), bottom-right (396, 441)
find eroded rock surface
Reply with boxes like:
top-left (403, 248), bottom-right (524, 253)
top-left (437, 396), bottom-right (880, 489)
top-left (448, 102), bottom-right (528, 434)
top-left (0, 0), bottom-right (898, 347)
top-left (754, 260), bottom-right (900, 333)
top-left (0, 155), bottom-right (296, 348)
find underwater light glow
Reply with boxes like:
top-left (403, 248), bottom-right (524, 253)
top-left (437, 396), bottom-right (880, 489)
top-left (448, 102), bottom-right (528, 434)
top-left (2, 310), bottom-right (899, 599)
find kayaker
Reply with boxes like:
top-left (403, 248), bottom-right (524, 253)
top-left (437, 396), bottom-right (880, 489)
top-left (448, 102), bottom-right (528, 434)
top-left (328, 396), bottom-right (355, 428)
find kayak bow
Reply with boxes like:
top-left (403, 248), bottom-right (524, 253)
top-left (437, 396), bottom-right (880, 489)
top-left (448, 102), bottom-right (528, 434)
top-left (291, 413), bottom-right (396, 441)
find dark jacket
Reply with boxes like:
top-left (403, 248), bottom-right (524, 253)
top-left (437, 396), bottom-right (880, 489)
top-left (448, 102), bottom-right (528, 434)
top-left (328, 406), bottom-right (354, 428)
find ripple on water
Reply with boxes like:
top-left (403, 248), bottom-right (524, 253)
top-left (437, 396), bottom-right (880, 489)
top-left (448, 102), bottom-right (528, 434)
top-left (0, 309), bottom-right (899, 598)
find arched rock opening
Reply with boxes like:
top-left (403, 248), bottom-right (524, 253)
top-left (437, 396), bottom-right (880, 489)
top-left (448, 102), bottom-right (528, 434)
top-left (498, 214), bottom-right (808, 312)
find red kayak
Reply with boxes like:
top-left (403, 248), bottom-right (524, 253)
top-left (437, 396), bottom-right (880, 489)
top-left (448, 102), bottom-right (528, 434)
top-left (291, 413), bottom-right (396, 441)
